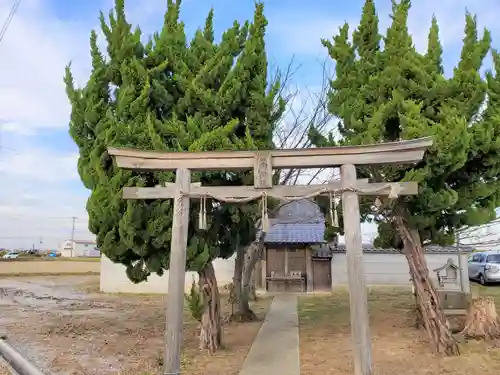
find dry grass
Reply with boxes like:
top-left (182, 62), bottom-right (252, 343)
top-left (0, 363), bottom-right (9, 375)
top-left (0, 260), bottom-right (99, 276)
top-left (0, 276), bottom-right (271, 375)
top-left (41, 295), bottom-right (270, 375)
top-left (47, 257), bottom-right (101, 262)
top-left (76, 275), bottom-right (101, 293)
top-left (0, 256), bottom-right (100, 263)
top-left (299, 285), bottom-right (500, 375)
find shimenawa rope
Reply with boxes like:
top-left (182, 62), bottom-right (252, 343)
top-left (188, 182), bottom-right (403, 231)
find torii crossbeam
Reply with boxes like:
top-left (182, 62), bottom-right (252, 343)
top-left (107, 137), bottom-right (433, 375)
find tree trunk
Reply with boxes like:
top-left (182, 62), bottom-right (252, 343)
top-left (395, 216), bottom-right (459, 355)
top-left (198, 262), bottom-right (222, 353)
top-left (461, 297), bottom-right (500, 339)
top-left (240, 233), bottom-right (266, 319)
top-left (248, 268), bottom-right (257, 301)
top-left (229, 245), bottom-right (245, 319)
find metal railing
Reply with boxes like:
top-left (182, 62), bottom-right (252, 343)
top-left (0, 334), bottom-right (47, 375)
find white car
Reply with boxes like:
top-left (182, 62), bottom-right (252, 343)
top-left (468, 250), bottom-right (500, 285)
top-left (2, 251), bottom-right (19, 259)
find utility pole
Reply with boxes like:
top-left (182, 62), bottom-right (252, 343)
top-left (456, 231), bottom-right (471, 294)
top-left (456, 231), bottom-right (462, 281)
top-left (70, 217), bottom-right (76, 257)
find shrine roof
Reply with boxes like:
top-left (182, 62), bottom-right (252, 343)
top-left (331, 244), bottom-right (474, 254)
top-left (260, 199), bottom-right (326, 244)
top-left (264, 223), bottom-right (325, 244)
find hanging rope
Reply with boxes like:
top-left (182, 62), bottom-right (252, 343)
top-left (198, 195), bottom-right (207, 230)
top-left (328, 191), bottom-right (339, 228)
top-left (261, 192), bottom-right (270, 232)
top-left (333, 192), bottom-right (339, 228)
top-left (182, 182), bottom-right (404, 231)
top-left (183, 182), bottom-right (404, 203)
top-left (329, 191), bottom-right (334, 226)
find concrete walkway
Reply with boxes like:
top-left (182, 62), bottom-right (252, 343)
top-left (239, 294), bottom-right (300, 375)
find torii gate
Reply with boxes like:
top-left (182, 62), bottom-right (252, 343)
top-left (108, 137), bottom-right (432, 375)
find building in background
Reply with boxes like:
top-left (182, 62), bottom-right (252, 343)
top-left (255, 199), bottom-right (328, 293)
top-left (59, 239), bottom-right (99, 257)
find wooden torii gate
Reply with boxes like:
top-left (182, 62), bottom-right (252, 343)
top-left (108, 137), bottom-right (432, 375)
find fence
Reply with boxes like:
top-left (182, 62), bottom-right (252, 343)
top-left (0, 334), bottom-right (47, 375)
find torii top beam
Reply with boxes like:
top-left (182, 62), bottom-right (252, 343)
top-left (107, 137), bottom-right (433, 172)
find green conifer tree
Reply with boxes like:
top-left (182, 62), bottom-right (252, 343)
top-left (65, 0), bottom-right (283, 352)
top-left (310, 0), bottom-right (500, 355)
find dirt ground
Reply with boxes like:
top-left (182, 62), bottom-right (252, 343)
top-left (299, 286), bottom-right (500, 375)
top-left (0, 275), bottom-right (270, 375)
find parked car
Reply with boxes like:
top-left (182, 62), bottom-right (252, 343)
top-left (468, 250), bottom-right (500, 285)
top-left (2, 251), bottom-right (19, 259)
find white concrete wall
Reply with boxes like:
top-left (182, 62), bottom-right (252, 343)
top-left (59, 240), bottom-right (73, 257)
top-left (74, 243), bottom-right (98, 257)
top-left (59, 241), bottom-right (99, 257)
top-left (60, 248), bottom-right (72, 257)
top-left (100, 254), bottom-right (235, 294)
top-left (331, 252), bottom-right (461, 286)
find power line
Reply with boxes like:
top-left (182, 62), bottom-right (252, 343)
top-left (0, 0), bottom-right (21, 152)
top-left (0, 216), bottom-right (90, 242)
top-left (0, 233), bottom-right (89, 240)
top-left (0, 0), bottom-right (20, 44)
top-left (0, 228), bottom-right (90, 236)
top-left (0, 215), bottom-right (84, 221)
top-left (0, 146), bottom-right (23, 154)
top-left (0, 236), bottom-right (56, 240)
